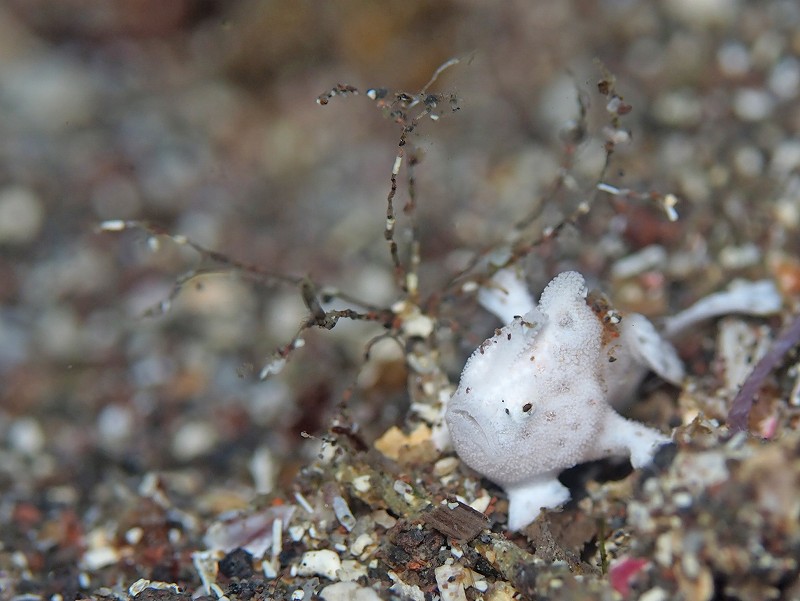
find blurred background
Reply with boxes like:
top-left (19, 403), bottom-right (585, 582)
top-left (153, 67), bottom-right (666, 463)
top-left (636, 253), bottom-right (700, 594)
top-left (0, 0), bottom-right (799, 592)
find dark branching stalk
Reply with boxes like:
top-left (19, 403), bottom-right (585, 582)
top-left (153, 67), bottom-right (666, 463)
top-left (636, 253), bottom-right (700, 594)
top-left (317, 57), bottom-right (462, 298)
top-left (104, 61), bottom-right (679, 422)
top-left (101, 58), bottom-right (466, 386)
top-left (99, 219), bottom-right (303, 291)
top-left (442, 68), bottom-right (629, 297)
top-left (98, 219), bottom-right (391, 378)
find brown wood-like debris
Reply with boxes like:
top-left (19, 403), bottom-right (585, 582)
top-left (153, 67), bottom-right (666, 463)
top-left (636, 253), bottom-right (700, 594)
top-left (422, 500), bottom-right (490, 543)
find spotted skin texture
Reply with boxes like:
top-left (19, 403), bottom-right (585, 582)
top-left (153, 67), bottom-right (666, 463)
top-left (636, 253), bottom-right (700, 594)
top-left (446, 271), bottom-right (669, 531)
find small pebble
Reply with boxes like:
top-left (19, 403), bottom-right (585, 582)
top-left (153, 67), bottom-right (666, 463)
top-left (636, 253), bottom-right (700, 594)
top-left (0, 186), bottom-right (44, 244)
top-left (717, 42), bottom-right (750, 77)
top-left (171, 420), bottom-right (218, 461)
top-left (433, 457), bottom-right (459, 477)
top-left (320, 581), bottom-right (381, 601)
top-left (8, 417), bottom-right (45, 455)
top-left (769, 57), bottom-right (800, 99)
top-left (653, 91), bottom-right (702, 127)
top-left (250, 446), bottom-right (276, 494)
top-left (296, 549), bottom-right (341, 579)
top-left (771, 141), bottom-right (800, 175)
top-left (666, 0), bottom-right (737, 25)
top-left (733, 88), bottom-right (774, 121)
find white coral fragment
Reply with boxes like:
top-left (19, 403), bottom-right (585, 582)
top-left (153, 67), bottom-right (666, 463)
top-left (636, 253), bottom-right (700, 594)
top-left (321, 582), bottom-right (382, 601)
top-left (435, 563), bottom-right (469, 601)
top-left (603, 312), bottom-right (685, 407)
top-left (662, 279), bottom-right (782, 338)
top-left (620, 313), bottom-right (685, 385)
top-left (204, 505), bottom-right (295, 559)
top-left (296, 549), bottom-right (341, 579)
top-left (477, 267), bottom-right (536, 324)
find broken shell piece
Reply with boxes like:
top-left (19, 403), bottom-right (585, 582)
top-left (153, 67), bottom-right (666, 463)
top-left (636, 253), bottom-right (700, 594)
top-left (388, 570), bottom-right (426, 601)
top-left (320, 582), bottom-right (382, 601)
top-left (477, 267), bottom-right (536, 324)
top-left (374, 424), bottom-right (433, 461)
top-left (128, 579), bottom-right (182, 596)
top-left (662, 279), bottom-right (782, 338)
top-left (620, 313), bottom-right (685, 385)
top-left (204, 505), bottom-right (295, 559)
top-left (609, 556), bottom-right (651, 597)
top-left (435, 563), bottom-right (469, 601)
top-left (296, 549), bottom-right (341, 579)
top-left (604, 312), bottom-right (685, 408)
top-left (717, 318), bottom-right (772, 394)
top-left (332, 496), bottom-right (356, 532)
